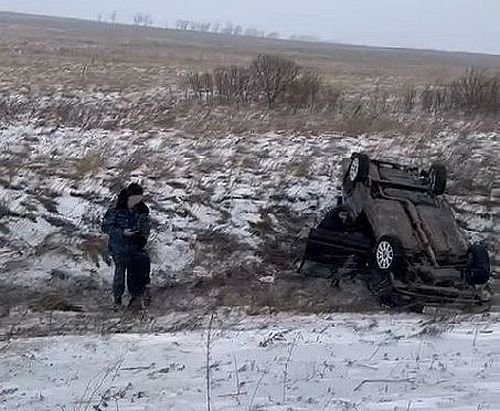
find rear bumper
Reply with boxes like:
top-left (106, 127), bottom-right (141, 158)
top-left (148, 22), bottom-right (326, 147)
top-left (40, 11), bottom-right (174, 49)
top-left (391, 273), bottom-right (491, 305)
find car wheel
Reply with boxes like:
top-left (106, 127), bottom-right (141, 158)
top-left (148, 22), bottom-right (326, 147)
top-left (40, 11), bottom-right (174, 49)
top-left (348, 153), bottom-right (370, 183)
top-left (429, 163), bottom-right (447, 195)
top-left (466, 243), bottom-right (490, 285)
top-left (374, 235), bottom-right (404, 273)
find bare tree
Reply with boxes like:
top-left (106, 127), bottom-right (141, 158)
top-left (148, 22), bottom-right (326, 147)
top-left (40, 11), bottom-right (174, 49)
top-left (134, 12), bottom-right (153, 27)
top-left (109, 10), bottom-right (117, 24)
top-left (222, 22), bottom-right (234, 35)
top-left (212, 22), bottom-right (221, 33)
top-left (133, 12), bottom-right (142, 26)
top-left (200, 22), bottom-right (212, 32)
top-left (244, 27), bottom-right (259, 37)
top-left (97, 14), bottom-right (103, 23)
top-left (233, 25), bottom-right (243, 36)
top-left (176, 19), bottom-right (190, 30)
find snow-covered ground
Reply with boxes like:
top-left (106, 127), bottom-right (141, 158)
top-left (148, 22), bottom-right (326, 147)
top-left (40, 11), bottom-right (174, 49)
top-left (0, 125), bottom-right (497, 294)
top-left (0, 124), bottom-right (498, 411)
top-left (1, 312), bottom-right (500, 410)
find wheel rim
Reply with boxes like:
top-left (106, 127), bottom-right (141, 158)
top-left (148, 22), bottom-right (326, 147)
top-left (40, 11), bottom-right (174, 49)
top-left (376, 241), bottom-right (394, 270)
top-left (429, 170), bottom-right (436, 190)
top-left (349, 157), bottom-right (359, 181)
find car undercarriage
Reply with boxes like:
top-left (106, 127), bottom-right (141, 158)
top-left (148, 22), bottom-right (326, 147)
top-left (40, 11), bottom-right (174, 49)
top-left (301, 153), bottom-right (492, 308)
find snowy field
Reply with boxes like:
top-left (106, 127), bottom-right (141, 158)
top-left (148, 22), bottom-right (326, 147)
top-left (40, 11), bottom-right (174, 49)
top-left (1, 312), bottom-right (500, 411)
top-left (0, 13), bottom-right (499, 411)
top-left (0, 125), bottom-right (497, 295)
top-left (0, 124), bottom-right (498, 411)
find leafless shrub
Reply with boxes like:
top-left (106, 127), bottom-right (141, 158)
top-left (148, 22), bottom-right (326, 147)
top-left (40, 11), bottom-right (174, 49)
top-left (213, 65), bottom-right (252, 103)
top-left (200, 72), bottom-right (214, 98)
top-left (420, 84), bottom-right (448, 113)
top-left (366, 86), bottom-right (390, 117)
top-left (249, 54), bottom-right (301, 107)
top-left (317, 86), bottom-right (342, 112)
top-left (183, 72), bottom-right (203, 98)
top-left (401, 83), bottom-right (417, 113)
top-left (420, 69), bottom-right (499, 115)
top-left (449, 68), bottom-right (498, 114)
top-left (283, 72), bottom-right (322, 109)
top-left (183, 54), bottom-right (319, 109)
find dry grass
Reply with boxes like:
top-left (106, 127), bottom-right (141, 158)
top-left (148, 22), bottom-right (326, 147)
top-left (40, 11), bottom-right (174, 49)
top-left (80, 236), bottom-right (109, 267)
top-left (74, 151), bottom-right (106, 177)
top-left (34, 291), bottom-right (83, 312)
top-left (1, 12), bottom-right (499, 136)
top-left (2, 12), bottom-right (499, 92)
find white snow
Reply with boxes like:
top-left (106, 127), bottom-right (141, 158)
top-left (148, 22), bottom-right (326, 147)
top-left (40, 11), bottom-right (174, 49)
top-left (0, 124), bottom-right (497, 287)
top-left (1, 312), bottom-right (499, 410)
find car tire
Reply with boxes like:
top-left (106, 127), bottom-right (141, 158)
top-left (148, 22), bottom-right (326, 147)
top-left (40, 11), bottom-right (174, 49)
top-left (467, 243), bottom-right (490, 285)
top-left (374, 235), bottom-right (405, 273)
top-left (348, 153), bottom-right (370, 183)
top-left (429, 162), bottom-right (447, 195)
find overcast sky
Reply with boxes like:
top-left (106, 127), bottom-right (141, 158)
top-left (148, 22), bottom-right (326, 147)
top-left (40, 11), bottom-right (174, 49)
top-left (1, 0), bottom-right (499, 54)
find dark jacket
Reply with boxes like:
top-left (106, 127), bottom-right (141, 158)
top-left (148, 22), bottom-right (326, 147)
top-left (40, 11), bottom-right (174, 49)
top-left (102, 200), bottom-right (151, 259)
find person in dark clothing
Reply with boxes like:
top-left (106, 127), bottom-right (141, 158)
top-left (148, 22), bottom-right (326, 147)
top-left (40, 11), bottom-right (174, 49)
top-left (102, 183), bottom-right (152, 306)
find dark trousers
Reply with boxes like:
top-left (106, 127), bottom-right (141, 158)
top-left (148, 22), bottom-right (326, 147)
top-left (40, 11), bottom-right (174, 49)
top-left (113, 261), bottom-right (127, 299)
top-left (112, 251), bottom-right (150, 299)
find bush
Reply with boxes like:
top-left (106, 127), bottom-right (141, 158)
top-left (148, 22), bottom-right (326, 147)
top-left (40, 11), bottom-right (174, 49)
top-left (449, 69), bottom-right (498, 114)
top-left (283, 73), bottom-right (322, 109)
top-left (421, 85), bottom-right (448, 113)
top-left (182, 54), bottom-right (319, 109)
top-left (213, 65), bottom-right (252, 103)
top-left (400, 83), bottom-right (417, 113)
top-left (249, 54), bottom-right (301, 107)
top-left (420, 69), bottom-right (499, 115)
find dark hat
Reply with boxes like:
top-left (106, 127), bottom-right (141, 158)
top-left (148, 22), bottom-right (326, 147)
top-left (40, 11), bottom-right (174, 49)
top-left (126, 183), bottom-right (144, 196)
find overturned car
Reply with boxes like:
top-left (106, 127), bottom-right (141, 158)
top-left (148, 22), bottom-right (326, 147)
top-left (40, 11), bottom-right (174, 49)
top-left (301, 153), bottom-right (491, 307)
